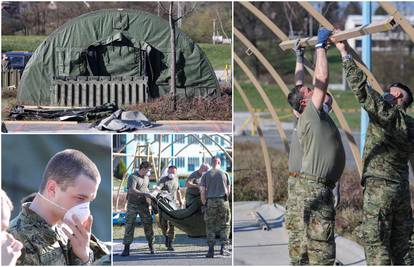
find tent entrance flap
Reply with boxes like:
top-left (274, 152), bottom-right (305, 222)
top-left (86, 32), bottom-right (149, 77)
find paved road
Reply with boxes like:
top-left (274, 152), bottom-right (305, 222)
top-left (3, 121), bottom-right (232, 133)
top-left (234, 201), bottom-right (366, 266)
top-left (112, 237), bottom-right (232, 266)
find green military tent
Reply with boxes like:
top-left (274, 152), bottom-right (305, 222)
top-left (18, 9), bottom-right (219, 105)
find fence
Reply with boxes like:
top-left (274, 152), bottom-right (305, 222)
top-left (50, 76), bottom-right (148, 107)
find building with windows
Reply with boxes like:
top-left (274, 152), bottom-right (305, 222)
top-left (345, 15), bottom-right (414, 52)
top-left (113, 134), bottom-right (232, 177)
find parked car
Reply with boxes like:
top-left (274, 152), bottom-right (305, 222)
top-left (2, 51), bottom-right (32, 70)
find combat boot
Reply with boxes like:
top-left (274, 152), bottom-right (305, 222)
top-left (120, 244), bottom-right (130, 256)
top-left (206, 244), bottom-right (214, 258)
top-left (220, 244), bottom-right (230, 256)
top-left (167, 238), bottom-right (175, 251)
top-left (165, 236), bottom-right (169, 248)
top-left (148, 242), bottom-right (155, 254)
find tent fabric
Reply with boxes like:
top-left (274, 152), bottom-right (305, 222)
top-left (94, 109), bottom-right (153, 132)
top-left (18, 9), bottom-right (219, 105)
top-left (152, 192), bottom-right (206, 237)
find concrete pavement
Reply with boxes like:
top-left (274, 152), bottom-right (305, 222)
top-left (234, 201), bottom-right (366, 266)
top-left (3, 120), bottom-right (232, 133)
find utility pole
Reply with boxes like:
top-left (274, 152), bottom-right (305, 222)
top-left (361, 2), bottom-right (371, 155)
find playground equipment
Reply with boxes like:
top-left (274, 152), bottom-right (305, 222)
top-left (112, 134), bottom-right (232, 236)
top-left (235, 1), bottom-right (414, 204)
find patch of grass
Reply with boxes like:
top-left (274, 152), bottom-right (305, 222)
top-left (1, 35), bottom-right (47, 52)
top-left (198, 43), bottom-right (231, 70)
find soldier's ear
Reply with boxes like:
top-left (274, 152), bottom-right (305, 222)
top-left (45, 180), bottom-right (58, 198)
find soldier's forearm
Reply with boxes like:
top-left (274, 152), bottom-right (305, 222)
top-left (314, 48), bottom-right (329, 92)
top-left (343, 59), bottom-right (368, 103)
top-left (295, 60), bottom-right (305, 86)
top-left (129, 188), bottom-right (147, 197)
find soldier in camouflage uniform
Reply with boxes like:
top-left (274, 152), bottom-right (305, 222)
top-left (156, 165), bottom-right (182, 251)
top-left (335, 39), bottom-right (414, 265)
top-left (7, 149), bottom-right (102, 265)
top-left (285, 37), bottom-right (309, 266)
top-left (286, 28), bottom-right (346, 265)
top-left (121, 161), bottom-right (155, 256)
top-left (200, 156), bottom-right (231, 258)
top-left (185, 163), bottom-right (210, 207)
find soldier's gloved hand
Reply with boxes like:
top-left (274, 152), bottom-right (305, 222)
top-left (62, 214), bottom-right (93, 264)
top-left (294, 39), bottom-right (305, 58)
top-left (315, 27), bottom-right (332, 49)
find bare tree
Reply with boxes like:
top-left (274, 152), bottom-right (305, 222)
top-left (159, 2), bottom-right (198, 109)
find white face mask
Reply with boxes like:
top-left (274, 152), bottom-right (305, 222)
top-left (168, 173), bottom-right (175, 179)
top-left (146, 170), bottom-right (151, 177)
top-left (37, 192), bottom-right (90, 224)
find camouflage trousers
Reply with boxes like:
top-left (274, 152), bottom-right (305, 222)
top-left (204, 197), bottom-right (231, 246)
top-left (285, 176), bottom-right (336, 265)
top-left (123, 201), bottom-right (154, 245)
top-left (160, 212), bottom-right (175, 240)
top-left (363, 178), bottom-right (413, 265)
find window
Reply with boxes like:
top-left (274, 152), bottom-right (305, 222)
top-left (175, 134), bottom-right (185, 144)
top-left (204, 157), bottom-right (212, 165)
top-left (220, 137), bottom-right (225, 146)
top-left (188, 157), bottom-right (200, 172)
top-left (162, 135), bottom-right (169, 143)
top-left (188, 134), bottom-right (198, 144)
top-left (175, 157), bottom-right (185, 168)
top-left (202, 136), bottom-right (212, 145)
top-left (136, 134), bottom-right (146, 142)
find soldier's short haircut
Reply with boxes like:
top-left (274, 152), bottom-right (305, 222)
top-left (211, 156), bottom-right (221, 165)
top-left (39, 149), bottom-right (101, 192)
top-left (139, 161), bottom-right (151, 170)
top-left (288, 85), bottom-right (305, 113)
top-left (387, 82), bottom-right (413, 108)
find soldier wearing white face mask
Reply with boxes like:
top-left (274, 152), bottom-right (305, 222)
top-left (7, 149), bottom-right (101, 265)
top-left (156, 166), bottom-right (182, 251)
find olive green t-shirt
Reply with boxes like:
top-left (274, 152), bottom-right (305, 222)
top-left (297, 101), bottom-right (345, 182)
top-left (157, 175), bottom-right (179, 202)
top-left (288, 118), bottom-right (303, 173)
top-left (186, 170), bottom-right (202, 197)
top-left (200, 169), bottom-right (230, 199)
top-left (127, 173), bottom-right (149, 204)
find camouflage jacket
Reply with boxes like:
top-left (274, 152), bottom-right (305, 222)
top-left (343, 59), bottom-right (414, 185)
top-left (8, 203), bottom-right (93, 265)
